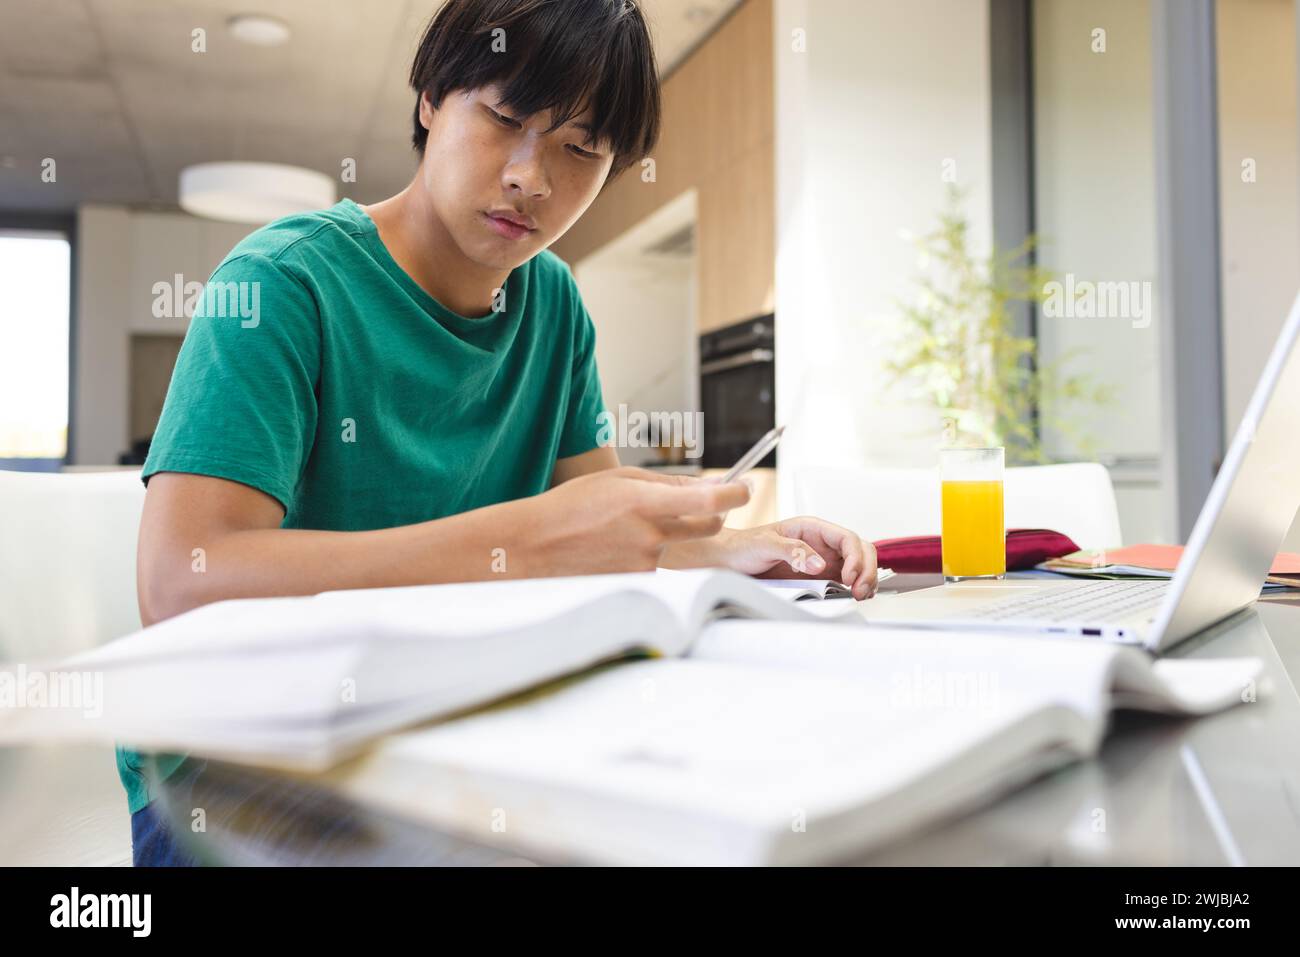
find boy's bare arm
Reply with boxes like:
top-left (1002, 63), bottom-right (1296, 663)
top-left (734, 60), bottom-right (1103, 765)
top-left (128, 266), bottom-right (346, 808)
top-left (136, 469), bottom-right (749, 627)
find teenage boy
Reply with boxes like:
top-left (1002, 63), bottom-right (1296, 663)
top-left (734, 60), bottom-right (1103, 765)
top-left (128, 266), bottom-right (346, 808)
top-left (124, 0), bottom-right (878, 865)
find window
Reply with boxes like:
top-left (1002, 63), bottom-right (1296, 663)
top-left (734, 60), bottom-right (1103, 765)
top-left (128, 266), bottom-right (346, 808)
top-left (0, 228), bottom-right (71, 469)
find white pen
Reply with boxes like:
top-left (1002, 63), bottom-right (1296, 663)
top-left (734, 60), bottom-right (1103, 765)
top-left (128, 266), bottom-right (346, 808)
top-left (712, 425), bottom-right (785, 484)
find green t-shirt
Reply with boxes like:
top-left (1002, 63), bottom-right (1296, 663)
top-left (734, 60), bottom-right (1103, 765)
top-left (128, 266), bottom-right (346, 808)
top-left (117, 198), bottom-right (607, 814)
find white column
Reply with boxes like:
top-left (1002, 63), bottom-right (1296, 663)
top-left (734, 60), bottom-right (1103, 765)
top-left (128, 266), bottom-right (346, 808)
top-left (773, 0), bottom-right (995, 515)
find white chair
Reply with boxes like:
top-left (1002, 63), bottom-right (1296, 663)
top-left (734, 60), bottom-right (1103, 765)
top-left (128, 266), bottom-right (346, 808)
top-left (793, 462), bottom-right (1123, 551)
top-left (0, 468), bottom-right (146, 866)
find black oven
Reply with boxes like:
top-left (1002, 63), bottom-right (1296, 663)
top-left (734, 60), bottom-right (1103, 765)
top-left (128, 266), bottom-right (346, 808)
top-left (700, 314), bottom-right (775, 469)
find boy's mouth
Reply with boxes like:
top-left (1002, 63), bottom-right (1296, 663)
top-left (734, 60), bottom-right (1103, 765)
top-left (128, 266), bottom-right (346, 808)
top-left (482, 209), bottom-right (537, 241)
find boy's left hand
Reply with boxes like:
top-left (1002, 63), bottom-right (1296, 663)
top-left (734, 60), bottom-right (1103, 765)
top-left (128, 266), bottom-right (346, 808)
top-left (715, 516), bottom-right (879, 600)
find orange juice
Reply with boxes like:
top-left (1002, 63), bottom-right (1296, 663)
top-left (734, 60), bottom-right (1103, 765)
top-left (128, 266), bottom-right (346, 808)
top-left (941, 479), bottom-right (1006, 578)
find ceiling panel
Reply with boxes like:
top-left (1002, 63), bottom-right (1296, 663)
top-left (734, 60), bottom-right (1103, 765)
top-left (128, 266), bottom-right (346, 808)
top-left (0, 0), bottom-right (744, 213)
top-left (0, 0), bottom-right (107, 78)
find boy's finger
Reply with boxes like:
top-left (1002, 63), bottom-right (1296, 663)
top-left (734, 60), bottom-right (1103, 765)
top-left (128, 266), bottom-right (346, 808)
top-left (642, 479), bottom-right (750, 517)
top-left (657, 514), bottom-right (727, 541)
top-left (617, 467), bottom-right (696, 485)
top-left (779, 538), bottom-right (827, 574)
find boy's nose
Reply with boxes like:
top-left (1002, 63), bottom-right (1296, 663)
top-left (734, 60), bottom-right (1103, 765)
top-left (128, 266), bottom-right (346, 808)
top-left (503, 147), bottom-right (551, 201)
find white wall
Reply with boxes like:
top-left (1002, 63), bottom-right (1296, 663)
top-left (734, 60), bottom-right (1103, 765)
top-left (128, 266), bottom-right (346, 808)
top-left (1215, 0), bottom-right (1300, 552)
top-left (774, 0), bottom-right (994, 515)
top-left (73, 206), bottom-right (253, 464)
top-left (73, 207), bottom-right (131, 466)
top-left (573, 190), bottom-right (698, 467)
top-left (1218, 0), bottom-right (1299, 437)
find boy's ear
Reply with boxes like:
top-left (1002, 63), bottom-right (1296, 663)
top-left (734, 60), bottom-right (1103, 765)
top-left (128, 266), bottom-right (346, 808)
top-left (418, 90), bottom-right (436, 131)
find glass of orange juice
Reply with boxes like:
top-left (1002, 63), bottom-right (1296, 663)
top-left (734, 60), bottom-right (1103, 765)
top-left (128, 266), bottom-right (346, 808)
top-left (940, 447), bottom-right (1006, 582)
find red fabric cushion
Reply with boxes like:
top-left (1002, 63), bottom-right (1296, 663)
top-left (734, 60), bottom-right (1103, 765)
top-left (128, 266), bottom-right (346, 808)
top-left (872, 528), bottom-right (1080, 574)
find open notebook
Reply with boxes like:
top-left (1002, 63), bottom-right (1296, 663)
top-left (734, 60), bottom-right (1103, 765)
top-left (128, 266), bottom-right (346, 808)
top-left (762, 568), bottom-right (896, 601)
top-left (0, 569), bottom-right (862, 768)
top-left (313, 622), bottom-right (1264, 865)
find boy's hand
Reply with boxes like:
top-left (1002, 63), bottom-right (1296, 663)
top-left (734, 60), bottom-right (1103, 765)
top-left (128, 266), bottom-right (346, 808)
top-left (686, 516), bottom-right (879, 600)
top-left (518, 467), bottom-right (751, 577)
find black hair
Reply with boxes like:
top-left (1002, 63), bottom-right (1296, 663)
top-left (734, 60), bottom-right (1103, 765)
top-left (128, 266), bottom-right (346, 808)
top-left (409, 0), bottom-right (661, 178)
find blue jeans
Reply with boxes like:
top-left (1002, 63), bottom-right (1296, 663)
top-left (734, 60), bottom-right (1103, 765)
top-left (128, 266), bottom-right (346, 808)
top-left (130, 757), bottom-right (207, 867)
top-left (131, 800), bottom-right (201, 866)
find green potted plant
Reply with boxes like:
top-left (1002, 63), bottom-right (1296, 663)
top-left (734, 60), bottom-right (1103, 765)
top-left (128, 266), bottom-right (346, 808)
top-left (888, 188), bottom-right (1111, 464)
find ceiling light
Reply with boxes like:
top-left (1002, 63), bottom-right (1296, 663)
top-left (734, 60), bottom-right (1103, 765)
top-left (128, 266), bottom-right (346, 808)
top-left (227, 13), bottom-right (292, 46)
top-left (179, 162), bottom-right (336, 224)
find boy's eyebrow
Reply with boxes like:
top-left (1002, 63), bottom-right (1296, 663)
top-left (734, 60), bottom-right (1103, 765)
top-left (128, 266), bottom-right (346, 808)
top-left (567, 120), bottom-right (605, 145)
top-left (496, 101), bottom-right (603, 144)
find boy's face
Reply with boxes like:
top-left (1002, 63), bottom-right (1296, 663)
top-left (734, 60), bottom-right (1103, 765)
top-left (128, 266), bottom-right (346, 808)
top-left (418, 84), bottom-right (615, 271)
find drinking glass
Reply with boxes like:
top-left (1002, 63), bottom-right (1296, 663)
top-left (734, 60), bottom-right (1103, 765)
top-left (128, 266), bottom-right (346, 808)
top-left (940, 447), bottom-right (1006, 582)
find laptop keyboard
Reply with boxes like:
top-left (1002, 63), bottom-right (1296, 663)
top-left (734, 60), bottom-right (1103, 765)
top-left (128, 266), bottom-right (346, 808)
top-left (966, 579), bottom-right (1169, 624)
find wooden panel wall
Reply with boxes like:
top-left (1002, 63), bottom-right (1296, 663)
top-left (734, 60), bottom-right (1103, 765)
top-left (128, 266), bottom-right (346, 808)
top-left (551, 0), bottom-right (774, 333)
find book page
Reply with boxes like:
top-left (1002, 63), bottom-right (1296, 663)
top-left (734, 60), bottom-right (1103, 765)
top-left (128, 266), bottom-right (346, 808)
top-left (345, 656), bottom-right (1056, 830)
top-left (4, 572), bottom-right (731, 765)
top-left (63, 569), bottom-right (725, 668)
top-left (690, 620), bottom-right (1132, 724)
top-left (691, 621), bottom-right (1264, 721)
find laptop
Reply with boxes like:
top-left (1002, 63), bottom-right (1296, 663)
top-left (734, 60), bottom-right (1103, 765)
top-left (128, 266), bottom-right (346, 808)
top-left (860, 290), bottom-right (1300, 654)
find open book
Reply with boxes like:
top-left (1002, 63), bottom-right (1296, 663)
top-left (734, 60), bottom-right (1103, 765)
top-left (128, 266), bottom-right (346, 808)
top-left (0, 569), bottom-right (1261, 865)
top-left (311, 622), bottom-right (1264, 865)
top-left (0, 569), bottom-right (861, 769)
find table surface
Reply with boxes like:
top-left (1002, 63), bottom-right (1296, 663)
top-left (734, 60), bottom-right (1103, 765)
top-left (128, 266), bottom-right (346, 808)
top-left (151, 577), bottom-right (1300, 866)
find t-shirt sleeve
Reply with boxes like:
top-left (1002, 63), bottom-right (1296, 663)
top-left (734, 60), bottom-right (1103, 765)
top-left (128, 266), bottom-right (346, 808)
top-left (141, 252), bottom-right (321, 511)
top-left (556, 297), bottom-right (608, 459)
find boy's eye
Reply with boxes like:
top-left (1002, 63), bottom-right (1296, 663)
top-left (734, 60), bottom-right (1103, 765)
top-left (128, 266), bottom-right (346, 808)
top-left (487, 107), bottom-right (521, 129)
top-left (567, 143), bottom-right (600, 159)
